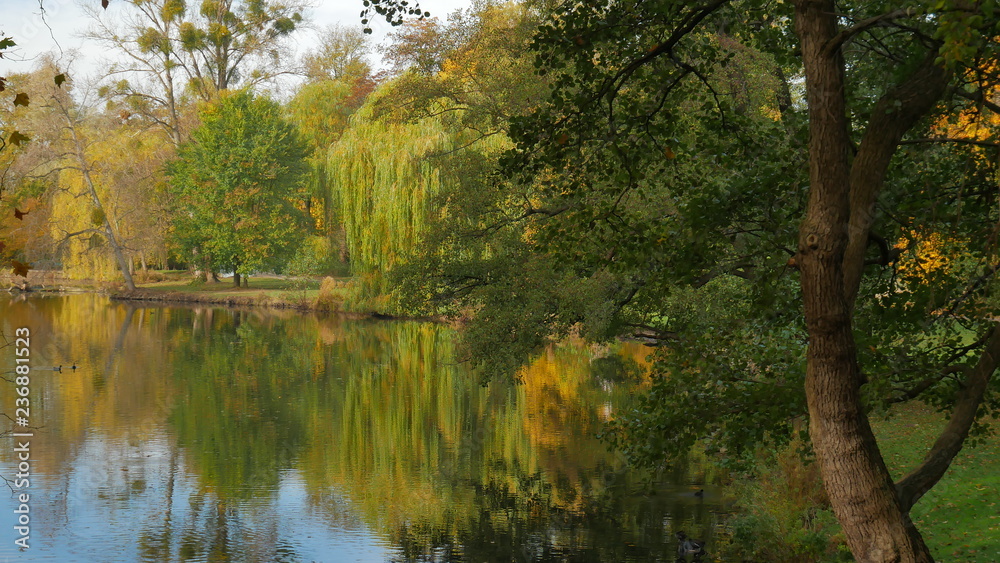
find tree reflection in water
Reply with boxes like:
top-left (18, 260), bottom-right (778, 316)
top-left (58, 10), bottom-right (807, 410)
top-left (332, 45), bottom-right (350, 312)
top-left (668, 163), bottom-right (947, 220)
top-left (0, 294), bottom-right (726, 562)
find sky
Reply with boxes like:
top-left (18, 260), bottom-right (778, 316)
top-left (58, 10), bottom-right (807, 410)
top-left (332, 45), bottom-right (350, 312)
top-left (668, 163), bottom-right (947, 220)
top-left (0, 0), bottom-right (472, 86)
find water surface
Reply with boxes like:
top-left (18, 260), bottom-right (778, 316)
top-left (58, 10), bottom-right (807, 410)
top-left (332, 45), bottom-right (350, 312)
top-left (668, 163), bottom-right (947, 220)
top-left (1, 294), bottom-right (724, 561)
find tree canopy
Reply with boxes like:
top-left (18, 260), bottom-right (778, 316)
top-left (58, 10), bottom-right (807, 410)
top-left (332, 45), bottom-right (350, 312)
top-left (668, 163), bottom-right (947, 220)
top-left (378, 1), bottom-right (1000, 561)
top-left (85, 0), bottom-right (306, 145)
top-left (167, 89), bottom-right (308, 284)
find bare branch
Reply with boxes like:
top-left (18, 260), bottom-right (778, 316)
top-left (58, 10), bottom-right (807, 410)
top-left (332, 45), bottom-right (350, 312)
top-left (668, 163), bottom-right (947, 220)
top-left (823, 9), bottom-right (917, 56)
top-left (899, 137), bottom-right (1000, 148)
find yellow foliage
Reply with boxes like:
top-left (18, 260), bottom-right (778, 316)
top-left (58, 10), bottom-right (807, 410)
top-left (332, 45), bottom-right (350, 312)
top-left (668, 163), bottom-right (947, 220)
top-left (50, 172), bottom-right (119, 281)
top-left (932, 61), bottom-right (1000, 147)
top-left (894, 228), bottom-right (968, 284)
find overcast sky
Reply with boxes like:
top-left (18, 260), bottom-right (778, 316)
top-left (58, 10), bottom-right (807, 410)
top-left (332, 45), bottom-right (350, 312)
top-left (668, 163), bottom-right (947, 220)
top-left (0, 0), bottom-right (472, 88)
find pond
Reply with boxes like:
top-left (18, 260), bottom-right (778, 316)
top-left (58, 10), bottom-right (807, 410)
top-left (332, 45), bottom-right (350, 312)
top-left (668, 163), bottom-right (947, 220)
top-left (1, 294), bottom-right (727, 562)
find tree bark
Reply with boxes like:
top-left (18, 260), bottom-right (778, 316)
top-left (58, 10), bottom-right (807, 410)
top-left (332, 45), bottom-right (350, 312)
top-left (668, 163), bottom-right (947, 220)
top-left (793, 1), bottom-right (933, 560)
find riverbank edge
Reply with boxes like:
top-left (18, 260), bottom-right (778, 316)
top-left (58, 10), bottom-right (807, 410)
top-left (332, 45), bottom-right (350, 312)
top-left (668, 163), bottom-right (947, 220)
top-left (108, 287), bottom-right (442, 323)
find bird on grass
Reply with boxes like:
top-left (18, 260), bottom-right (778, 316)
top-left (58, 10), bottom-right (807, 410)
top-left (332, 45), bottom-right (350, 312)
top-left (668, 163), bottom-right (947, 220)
top-left (676, 531), bottom-right (707, 559)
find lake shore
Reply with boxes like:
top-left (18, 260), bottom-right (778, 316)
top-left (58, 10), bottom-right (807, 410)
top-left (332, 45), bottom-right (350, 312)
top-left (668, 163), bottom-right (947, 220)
top-left (2, 269), bottom-right (438, 321)
top-left (110, 287), bottom-right (327, 311)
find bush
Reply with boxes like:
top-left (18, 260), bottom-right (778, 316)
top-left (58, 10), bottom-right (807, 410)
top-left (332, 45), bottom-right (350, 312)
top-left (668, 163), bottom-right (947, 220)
top-left (135, 269), bottom-right (166, 283)
top-left (717, 438), bottom-right (852, 562)
top-left (316, 276), bottom-right (346, 311)
top-left (286, 235), bottom-right (344, 276)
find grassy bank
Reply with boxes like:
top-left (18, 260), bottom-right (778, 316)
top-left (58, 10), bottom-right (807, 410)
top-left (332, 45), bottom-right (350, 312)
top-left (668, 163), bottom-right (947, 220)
top-left (717, 402), bottom-right (998, 562)
top-left (113, 272), bottom-right (359, 313)
top-left (872, 403), bottom-right (1000, 562)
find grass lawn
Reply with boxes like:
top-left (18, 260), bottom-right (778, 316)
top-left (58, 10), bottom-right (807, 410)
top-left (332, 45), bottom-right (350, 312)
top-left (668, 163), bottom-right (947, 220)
top-left (872, 403), bottom-right (1000, 562)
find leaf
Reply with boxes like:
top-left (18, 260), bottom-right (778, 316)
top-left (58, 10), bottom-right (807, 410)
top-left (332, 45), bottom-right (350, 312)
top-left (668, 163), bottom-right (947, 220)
top-left (0, 241), bottom-right (6, 252)
top-left (11, 260), bottom-right (32, 277)
top-left (54, 73), bottom-right (67, 87)
top-left (8, 131), bottom-right (29, 146)
top-left (0, 77), bottom-right (6, 92)
top-left (13, 92), bottom-right (29, 107)
top-left (14, 208), bottom-right (28, 220)
top-left (102, 0), bottom-right (109, 9)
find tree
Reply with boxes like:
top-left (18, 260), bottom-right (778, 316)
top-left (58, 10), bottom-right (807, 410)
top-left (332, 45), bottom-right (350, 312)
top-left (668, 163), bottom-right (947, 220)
top-left (329, 93), bottom-right (457, 301)
top-left (286, 25), bottom-right (377, 267)
top-left (302, 24), bottom-right (372, 85)
top-left (1, 34), bottom-right (48, 280)
top-left (382, 17), bottom-right (460, 75)
top-left (167, 89), bottom-right (308, 286)
top-left (2, 60), bottom-right (159, 290)
top-left (85, 0), bottom-right (306, 145)
top-left (397, 1), bottom-right (1000, 561)
top-left (330, 3), bottom-right (544, 307)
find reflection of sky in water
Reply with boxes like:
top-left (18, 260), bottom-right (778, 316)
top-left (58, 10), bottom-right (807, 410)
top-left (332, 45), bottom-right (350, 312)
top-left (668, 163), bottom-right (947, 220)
top-left (0, 295), bottom-right (726, 562)
top-left (1, 434), bottom-right (392, 562)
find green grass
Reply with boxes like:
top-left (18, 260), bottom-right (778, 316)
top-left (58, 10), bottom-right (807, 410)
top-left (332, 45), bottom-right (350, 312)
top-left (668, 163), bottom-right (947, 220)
top-left (872, 403), bottom-right (1000, 562)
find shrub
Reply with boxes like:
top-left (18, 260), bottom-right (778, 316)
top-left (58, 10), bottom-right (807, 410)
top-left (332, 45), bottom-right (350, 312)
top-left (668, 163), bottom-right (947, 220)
top-left (286, 235), bottom-right (344, 276)
top-left (316, 276), bottom-right (346, 311)
top-left (717, 438), bottom-right (851, 562)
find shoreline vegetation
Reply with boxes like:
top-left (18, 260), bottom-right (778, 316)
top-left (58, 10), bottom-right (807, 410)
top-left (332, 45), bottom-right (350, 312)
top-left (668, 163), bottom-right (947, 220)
top-left (2, 269), bottom-right (412, 319)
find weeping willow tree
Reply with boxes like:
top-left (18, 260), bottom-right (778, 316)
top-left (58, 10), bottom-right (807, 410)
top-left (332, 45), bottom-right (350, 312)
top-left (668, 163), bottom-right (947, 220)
top-left (329, 87), bottom-right (509, 308)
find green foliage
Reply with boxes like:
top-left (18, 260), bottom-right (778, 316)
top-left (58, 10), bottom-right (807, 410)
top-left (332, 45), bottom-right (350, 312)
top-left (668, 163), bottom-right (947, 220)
top-left (397, 2), bottom-right (809, 390)
top-left (285, 234), bottom-right (342, 276)
top-left (167, 89), bottom-right (308, 276)
top-left (329, 55), bottom-right (516, 308)
top-left (717, 441), bottom-right (850, 561)
top-left (601, 277), bottom-right (810, 468)
top-left (329, 98), bottom-right (450, 299)
top-left (391, 14), bottom-right (1000, 562)
top-left (287, 80), bottom-right (364, 151)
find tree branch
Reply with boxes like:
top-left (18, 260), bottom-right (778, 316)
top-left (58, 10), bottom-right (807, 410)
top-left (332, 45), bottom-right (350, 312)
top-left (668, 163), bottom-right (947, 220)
top-left (955, 88), bottom-right (1000, 115)
top-left (823, 9), bottom-right (916, 56)
top-left (896, 324), bottom-right (1000, 512)
top-left (842, 49), bottom-right (950, 307)
top-left (601, 0), bottom-right (730, 105)
top-left (888, 365), bottom-right (963, 404)
top-left (899, 137), bottom-right (1000, 148)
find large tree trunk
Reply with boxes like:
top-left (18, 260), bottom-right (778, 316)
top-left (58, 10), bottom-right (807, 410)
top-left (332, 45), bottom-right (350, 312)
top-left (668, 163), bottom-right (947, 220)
top-left (792, 1), bottom-right (933, 561)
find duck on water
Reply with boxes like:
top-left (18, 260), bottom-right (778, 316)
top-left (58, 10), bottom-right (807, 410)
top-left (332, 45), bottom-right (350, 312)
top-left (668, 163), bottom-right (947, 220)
top-left (676, 531), bottom-right (706, 559)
